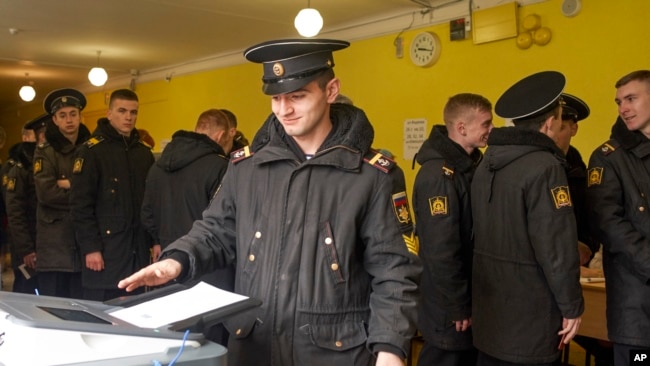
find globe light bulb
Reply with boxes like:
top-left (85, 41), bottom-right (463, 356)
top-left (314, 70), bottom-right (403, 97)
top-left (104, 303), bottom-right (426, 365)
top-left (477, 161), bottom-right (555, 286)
top-left (88, 67), bottom-right (108, 86)
top-left (294, 8), bottom-right (323, 38)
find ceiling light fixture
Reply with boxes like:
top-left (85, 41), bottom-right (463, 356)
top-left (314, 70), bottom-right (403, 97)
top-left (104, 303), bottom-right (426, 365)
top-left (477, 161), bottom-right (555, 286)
top-left (88, 50), bottom-right (108, 86)
top-left (294, 0), bottom-right (323, 38)
top-left (18, 73), bottom-right (36, 102)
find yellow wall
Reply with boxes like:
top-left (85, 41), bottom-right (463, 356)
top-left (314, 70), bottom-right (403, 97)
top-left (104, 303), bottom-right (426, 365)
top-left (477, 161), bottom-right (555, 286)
top-left (2, 0), bottom-right (648, 193)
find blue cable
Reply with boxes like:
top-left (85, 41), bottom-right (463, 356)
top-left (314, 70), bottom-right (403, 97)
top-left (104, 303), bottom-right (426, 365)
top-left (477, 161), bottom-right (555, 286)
top-left (168, 329), bottom-right (190, 366)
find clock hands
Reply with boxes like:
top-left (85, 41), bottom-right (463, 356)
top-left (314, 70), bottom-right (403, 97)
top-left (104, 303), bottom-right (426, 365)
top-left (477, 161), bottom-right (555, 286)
top-left (417, 47), bottom-right (433, 52)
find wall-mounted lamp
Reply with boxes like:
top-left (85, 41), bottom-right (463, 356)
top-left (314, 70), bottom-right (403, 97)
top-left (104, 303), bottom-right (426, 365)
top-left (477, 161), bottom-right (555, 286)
top-left (19, 73), bottom-right (36, 102)
top-left (88, 50), bottom-right (108, 86)
top-left (294, 0), bottom-right (323, 38)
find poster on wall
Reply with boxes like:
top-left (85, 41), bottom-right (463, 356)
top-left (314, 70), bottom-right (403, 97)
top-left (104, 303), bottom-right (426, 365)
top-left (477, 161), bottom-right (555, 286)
top-left (403, 118), bottom-right (427, 161)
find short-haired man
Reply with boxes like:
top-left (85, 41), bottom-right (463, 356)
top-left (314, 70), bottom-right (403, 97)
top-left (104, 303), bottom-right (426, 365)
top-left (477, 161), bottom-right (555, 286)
top-left (586, 69), bottom-right (650, 365)
top-left (413, 93), bottom-right (493, 366)
top-left (71, 89), bottom-right (155, 301)
top-left (33, 88), bottom-right (91, 298)
top-left (120, 39), bottom-right (421, 366)
top-left (471, 71), bottom-right (583, 365)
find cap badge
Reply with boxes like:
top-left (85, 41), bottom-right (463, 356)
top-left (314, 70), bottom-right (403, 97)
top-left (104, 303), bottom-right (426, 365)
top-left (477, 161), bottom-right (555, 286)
top-left (61, 97), bottom-right (67, 103)
top-left (551, 186), bottom-right (572, 209)
top-left (429, 196), bottom-right (448, 216)
top-left (326, 59), bottom-right (332, 67)
top-left (272, 62), bottom-right (284, 77)
top-left (587, 167), bottom-right (603, 187)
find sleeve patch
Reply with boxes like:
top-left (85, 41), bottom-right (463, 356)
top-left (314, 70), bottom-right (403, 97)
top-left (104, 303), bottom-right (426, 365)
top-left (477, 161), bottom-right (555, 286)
top-left (72, 158), bottom-right (84, 174)
top-left (428, 196), bottom-right (448, 216)
top-left (587, 167), bottom-right (603, 187)
top-left (551, 186), bottom-right (572, 209)
top-left (33, 158), bottom-right (43, 174)
top-left (392, 191), bottom-right (412, 225)
top-left (403, 232), bottom-right (419, 256)
top-left (6, 178), bottom-right (15, 192)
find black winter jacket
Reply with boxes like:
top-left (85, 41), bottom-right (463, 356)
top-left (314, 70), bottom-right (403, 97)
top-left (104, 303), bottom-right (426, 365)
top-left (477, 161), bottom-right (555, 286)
top-left (33, 120), bottom-right (90, 272)
top-left (163, 103), bottom-right (421, 365)
top-left (586, 117), bottom-right (650, 347)
top-left (141, 130), bottom-right (234, 291)
top-left (70, 119), bottom-right (154, 289)
top-left (471, 127), bottom-right (584, 363)
top-left (5, 142), bottom-right (37, 268)
top-left (412, 125), bottom-right (481, 350)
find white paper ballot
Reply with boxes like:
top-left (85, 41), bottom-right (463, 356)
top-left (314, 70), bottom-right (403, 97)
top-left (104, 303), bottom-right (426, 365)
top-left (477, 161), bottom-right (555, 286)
top-left (110, 281), bottom-right (249, 328)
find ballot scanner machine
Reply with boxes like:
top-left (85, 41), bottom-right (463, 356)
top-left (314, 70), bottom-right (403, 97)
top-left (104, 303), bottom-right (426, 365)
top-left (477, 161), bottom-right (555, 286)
top-left (0, 283), bottom-right (261, 366)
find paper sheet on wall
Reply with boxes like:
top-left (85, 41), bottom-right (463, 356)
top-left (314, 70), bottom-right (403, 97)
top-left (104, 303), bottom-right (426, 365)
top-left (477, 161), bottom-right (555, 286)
top-left (109, 281), bottom-right (249, 328)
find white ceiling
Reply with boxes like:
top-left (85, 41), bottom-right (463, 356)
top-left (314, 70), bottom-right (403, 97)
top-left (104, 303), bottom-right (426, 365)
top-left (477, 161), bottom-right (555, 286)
top-left (0, 0), bottom-right (540, 111)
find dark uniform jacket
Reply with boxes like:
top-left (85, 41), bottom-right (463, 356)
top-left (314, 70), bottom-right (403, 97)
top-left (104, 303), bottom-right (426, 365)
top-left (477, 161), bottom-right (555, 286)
top-left (586, 117), bottom-right (650, 348)
top-left (70, 119), bottom-right (155, 289)
top-left (413, 125), bottom-right (480, 350)
top-left (1, 144), bottom-right (22, 255)
top-left (471, 127), bottom-right (584, 363)
top-left (5, 142), bottom-right (37, 269)
top-left (33, 121), bottom-right (90, 272)
top-left (163, 103), bottom-right (421, 365)
top-left (141, 130), bottom-right (234, 290)
top-left (566, 145), bottom-right (598, 254)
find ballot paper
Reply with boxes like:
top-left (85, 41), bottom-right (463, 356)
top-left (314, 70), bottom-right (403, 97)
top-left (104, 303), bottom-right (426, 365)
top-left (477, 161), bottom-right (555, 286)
top-left (110, 281), bottom-right (249, 329)
top-left (580, 277), bottom-right (605, 283)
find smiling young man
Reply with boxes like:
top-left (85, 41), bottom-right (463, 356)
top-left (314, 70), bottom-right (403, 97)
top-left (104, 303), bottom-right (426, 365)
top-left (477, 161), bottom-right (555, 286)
top-left (119, 39), bottom-right (421, 366)
top-left (71, 89), bottom-right (155, 301)
top-left (412, 93), bottom-right (492, 366)
top-left (586, 70), bottom-right (650, 365)
top-left (32, 88), bottom-right (91, 298)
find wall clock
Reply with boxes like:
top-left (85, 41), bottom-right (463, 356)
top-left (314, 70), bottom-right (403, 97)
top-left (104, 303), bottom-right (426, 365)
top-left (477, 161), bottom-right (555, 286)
top-left (410, 31), bottom-right (442, 67)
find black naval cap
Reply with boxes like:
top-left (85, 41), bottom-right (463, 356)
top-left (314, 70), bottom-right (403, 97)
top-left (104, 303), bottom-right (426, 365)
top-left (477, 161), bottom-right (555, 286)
top-left (495, 71), bottom-right (566, 122)
top-left (244, 39), bottom-right (350, 95)
top-left (43, 88), bottom-right (87, 115)
top-left (561, 93), bottom-right (590, 122)
top-left (24, 113), bottom-right (51, 131)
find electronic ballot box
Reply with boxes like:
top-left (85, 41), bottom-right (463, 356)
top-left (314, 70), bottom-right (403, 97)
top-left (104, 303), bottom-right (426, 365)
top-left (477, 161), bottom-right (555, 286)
top-left (0, 282), bottom-right (260, 366)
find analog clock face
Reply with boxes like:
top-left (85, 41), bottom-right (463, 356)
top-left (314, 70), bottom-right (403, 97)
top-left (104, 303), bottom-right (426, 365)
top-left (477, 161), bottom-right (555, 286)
top-left (410, 32), bottom-right (442, 67)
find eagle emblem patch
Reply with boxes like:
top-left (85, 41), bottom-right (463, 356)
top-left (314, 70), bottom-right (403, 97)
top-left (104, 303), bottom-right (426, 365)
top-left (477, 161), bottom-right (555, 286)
top-left (551, 186), bottom-right (572, 209)
top-left (6, 178), bottom-right (15, 192)
top-left (587, 167), bottom-right (603, 187)
top-left (429, 196), bottom-right (448, 216)
top-left (392, 191), bottom-right (412, 225)
top-left (33, 158), bottom-right (43, 174)
top-left (72, 158), bottom-right (84, 174)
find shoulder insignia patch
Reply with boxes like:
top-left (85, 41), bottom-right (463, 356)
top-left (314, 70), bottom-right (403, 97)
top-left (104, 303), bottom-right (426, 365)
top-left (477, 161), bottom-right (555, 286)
top-left (33, 158), bottom-right (43, 174)
top-left (587, 167), bottom-right (603, 187)
top-left (429, 196), bottom-right (448, 216)
top-left (442, 164), bottom-right (454, 179)
top-left (392, 191), bottom-right (413, 225)
top-left (364, 150), bottom-right (395, 173)
top-left (2, 175), bottom-right (8, 186)
top-left (599, 139), bottom-right (619, 156)
top-left (230, 146), bottom-right (253, 164)
top-left (37, 142), bottom-right (50, 149)
top-left (72, 158), bottom-right (84, 174)
top-left (6, 178), bottom-right (15, 192)
top-left (84, 136), bottom-right (105, 148)
top-left (551, 186), bottom-right (572, 209)
top-left (139, 140), bottom-right (152, 149)
top-left (402, 232), bottom-right (419, 256)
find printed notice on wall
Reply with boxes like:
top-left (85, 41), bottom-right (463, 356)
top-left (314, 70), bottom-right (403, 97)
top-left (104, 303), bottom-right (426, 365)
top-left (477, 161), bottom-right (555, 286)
top-left (403, 118), bottom-right (427, 161)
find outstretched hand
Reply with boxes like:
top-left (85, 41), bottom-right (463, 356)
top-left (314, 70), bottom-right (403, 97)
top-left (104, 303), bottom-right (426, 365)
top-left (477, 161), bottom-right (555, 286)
top-left (117, 259), bottom-right (182, 292)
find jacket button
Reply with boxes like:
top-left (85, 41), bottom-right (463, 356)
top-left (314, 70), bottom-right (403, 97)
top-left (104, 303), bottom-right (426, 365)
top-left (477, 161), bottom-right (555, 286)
top-left (331, 263), bottom-right (339, 271)
top-left (111, 189), bottom-right (115, 193)
top-left (255, 231), bottom-right (262, 239)
top-left (248, 254), bottom-right (255, 262)
top-left (106, 230), bottom-right (111, 235)
top-left (113, 178), bottom-right (118, 182)
top-left (324, 237), bottom-right (332, 245)
top-left (236, 329), bottom-right (242, 335)
top-left (640, 206), bottom-right (645, 212)
top-left (335, 341), bottom-right (343, 348)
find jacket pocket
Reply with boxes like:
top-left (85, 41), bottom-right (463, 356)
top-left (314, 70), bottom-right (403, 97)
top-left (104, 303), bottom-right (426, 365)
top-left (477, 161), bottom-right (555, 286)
top-left (223, 313), bottom-right (261, 340)
top-left (300, 321), bottom-right (368, 352)
top-left (319, 221), bottom-right (345, 284)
